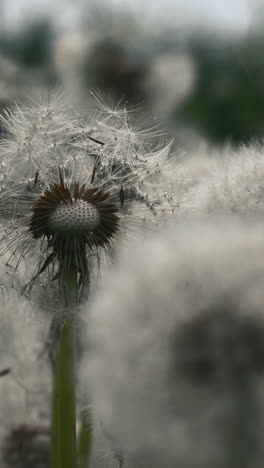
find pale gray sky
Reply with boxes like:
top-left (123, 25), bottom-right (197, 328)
top-left (1, 0), bottom-right (259, 34)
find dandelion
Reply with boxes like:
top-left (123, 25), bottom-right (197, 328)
top-left (0, 93), bottom-right (183, 291)
top-left (83, 217), bottom-right (264, 468)
top-left (0, 91), bottom-right (186, 468)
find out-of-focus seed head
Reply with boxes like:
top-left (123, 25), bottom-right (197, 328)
top-left (207, 144), bottom-right (264, 217)
top-left (174, 306), bottom-right (264, 387)
top-left (83, 217), bottom-right (264, 468)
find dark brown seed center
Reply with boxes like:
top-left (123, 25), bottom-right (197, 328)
top-left (48, 199), bottom-right (100, 233)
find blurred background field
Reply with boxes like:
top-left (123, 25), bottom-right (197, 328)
top-left (1, 0), bottom-right (264, 148)
top-left (2, 2), bottom-right (264, 467)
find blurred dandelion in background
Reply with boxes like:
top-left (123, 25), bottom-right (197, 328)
top-left (206, 143), bottom-right (264, 217)
top-left (83, 217), bottom-right (264, 468)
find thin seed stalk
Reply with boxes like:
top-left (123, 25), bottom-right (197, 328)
top-left (51, 355), bottom-right (61, 468)
top-left (78, 408), bottom-right (93, 468)
top-left (51, 264), bottom-right (78, 468)
top-left (59, 314), bottom-right (77, 468)
top-left (77, 271), bottom-right (93, 468)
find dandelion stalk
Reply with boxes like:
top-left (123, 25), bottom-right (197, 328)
top-left (78, 408), bottom-right (93, 468)
top-left (51, 267), bottom-right (78, 468)
top-left (58, 317), bottom-right (77, 468)
top-left (51, 352), bottom-right (61, 468)
top-left (51, 264), bottom-right (78, 468)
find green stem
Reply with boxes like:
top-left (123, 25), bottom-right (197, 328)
top-left (78, 408), bottom-right (93, 468)
top-left (51, 265), bottom-right (78, 468)
top-left (51, 356), bottom-right (61, 468)
top-left (59, 316), bottom-right (78, 468)
top-left (77, 270), bottom-right (93, 468)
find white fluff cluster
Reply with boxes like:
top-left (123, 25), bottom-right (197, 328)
top-left (0, 89), bottom-right (191, 219)
top-left (207, 143), bottom-right (264, 216)
top-left (0, 90), bottom-right (78, 184)
top-left (83, 217), bottom-right (264, 468)
top-left (0, 293), bottom-right (50, 437)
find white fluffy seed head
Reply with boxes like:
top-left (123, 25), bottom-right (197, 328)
top-left (48, 200), bottom-right (100, 233)
top-left (0, 292), bottom-right (51, 441)
top-left (82, 216), bottom-right (264, 468)
top-left (0, 91), bottom-right (190, 297)
top-left (206, 144), bottom-right (264, 217)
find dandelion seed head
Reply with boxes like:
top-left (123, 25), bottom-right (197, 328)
top-left (0, 91), bottom-right (185, 296)
top-left (29, 174), bottom-right (118, 247)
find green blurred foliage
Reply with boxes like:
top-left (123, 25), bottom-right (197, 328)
top-left (0, 18), bottom-right (53, 69)
top-left (177, 33), bottom-right (264, 146)
top-left (1, 5), bottom-right (264, 147)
